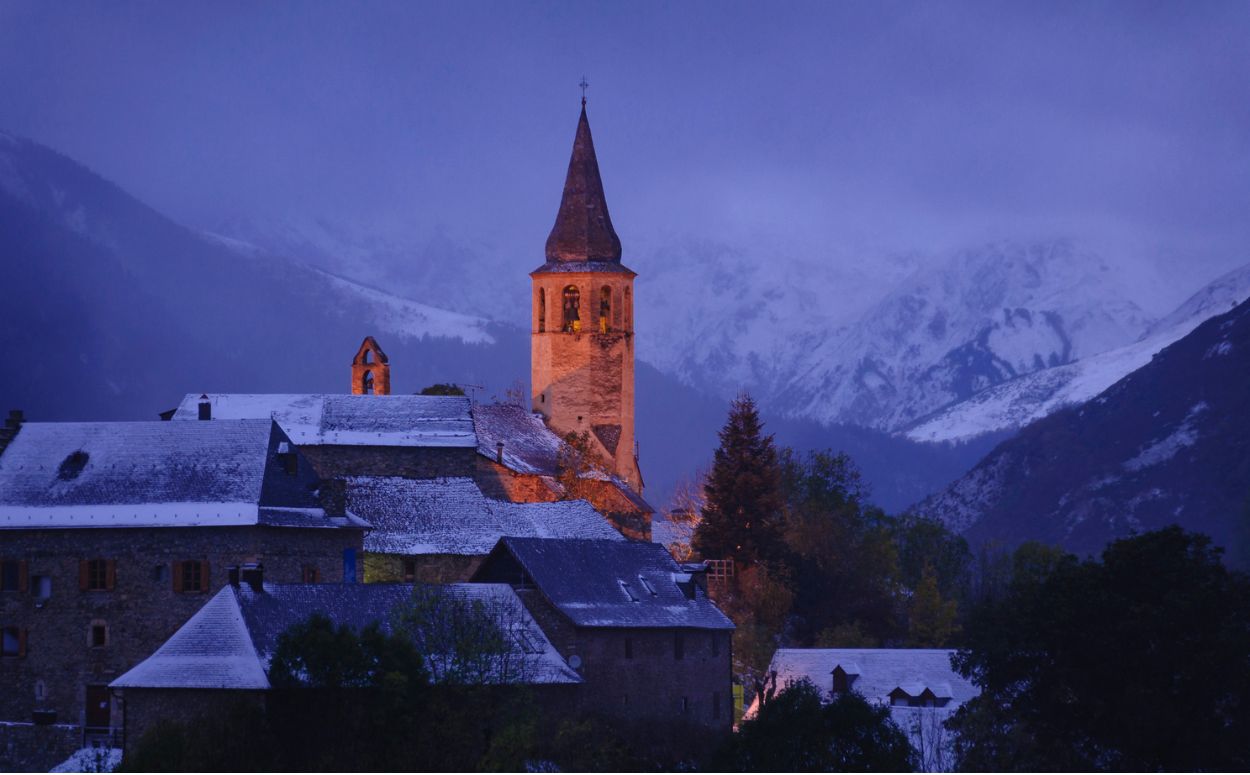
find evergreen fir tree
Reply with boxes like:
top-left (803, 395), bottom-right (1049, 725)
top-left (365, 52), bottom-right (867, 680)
top-left (693, 393), bottom-right (785, 569)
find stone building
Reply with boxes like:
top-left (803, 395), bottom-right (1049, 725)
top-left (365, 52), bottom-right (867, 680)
top-left (110, 575), bottom-right (579, 755)
top-left (531, 102), bottom-right (643, 494)
top-left (473, 537), bottom-right (735, 731)
top-left (345, 475), bottom-right (622, 583)
top-left (350, 336), bottom-right (390, 395)
top-left (0, 419), bottom-right (365, 747)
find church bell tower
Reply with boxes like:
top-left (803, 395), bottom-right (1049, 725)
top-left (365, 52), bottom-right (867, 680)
top-left (531, 99), bottom-right (642, 493)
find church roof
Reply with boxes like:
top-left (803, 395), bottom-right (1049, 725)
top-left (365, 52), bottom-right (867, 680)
top-left (477, 537), bottom-right (735, 630)
top-left (347, 475), bottom-right (623, 556)
top-left (113, 582), bottom-right (581, 689)
top-left (171, 393), bottom-right (476, 448)
top-left (539, 105), bottom-right (626, 271)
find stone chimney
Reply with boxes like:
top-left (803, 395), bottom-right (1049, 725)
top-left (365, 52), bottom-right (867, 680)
top-left (197, 394), bottom-right (212, 421)
top-left (0, 409), bottom-right (24, 457)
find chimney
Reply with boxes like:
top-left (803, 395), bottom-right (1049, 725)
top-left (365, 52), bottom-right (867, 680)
top-left (227, 565), bottom-right (240, 587)
top-left (0, 409), bottom-right (23, 457)
top-left (197, 394), bottom-right (212, 421)
top-left (319, 479), bottom-right (348, 517)
top-left (496, 441), bottom-right (505, 464)
top-left (240, 563), bottom-right (264, 592)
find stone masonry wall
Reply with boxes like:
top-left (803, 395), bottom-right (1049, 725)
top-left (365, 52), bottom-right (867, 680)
top-left (0, 526), bottom-right (362, 729)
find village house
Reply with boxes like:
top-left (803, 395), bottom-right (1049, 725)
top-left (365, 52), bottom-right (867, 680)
top-left (746, 648), bottom-right (980, 771)
top-left (473, 537), bottom-right (735, 732)
top-left (0, 418), bottom-right (365, 766)
top-left (345, 475), bottom-right (623, 583)
top-left (109, 571), bottom-right (580, 755)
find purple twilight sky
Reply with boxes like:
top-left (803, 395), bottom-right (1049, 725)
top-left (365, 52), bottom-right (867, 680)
top-left (1, 0), bottom-right (1248, 279)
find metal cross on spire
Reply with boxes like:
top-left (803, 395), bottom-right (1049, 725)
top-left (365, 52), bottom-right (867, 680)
top-left (579, 76), bottom-right (589, 106)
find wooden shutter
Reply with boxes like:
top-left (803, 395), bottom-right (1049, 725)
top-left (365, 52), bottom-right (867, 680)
top-left (18, 561), bottom-right (28, 593)
top-left (105, 560), bottom-right (116, 591)
top-left (172, 562), bottom-right (183, 593)
top-left (79, 561), bottom-right (89, 591)
top-left (200, 561), bottom-right (210, 592)
top-left (18, 628), bottom-right (27, 658)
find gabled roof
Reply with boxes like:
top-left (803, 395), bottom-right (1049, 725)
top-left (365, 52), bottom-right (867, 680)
top-left (0, 420), bottom-right (344, 529)
top-left (171, 394), bottom-right (475, 448)
top-left (472, 403), bottom-right (654, 515)
top-left (348, 476), bottom-right (623, 556)
top-left (541, 105), bottom-right (623, 268)
top-left (478, 537), bottom-right (734, 630)
top-left (112, 582), bottom-right (579, 689)
top-left (760, 648), bottom-right (979, 709)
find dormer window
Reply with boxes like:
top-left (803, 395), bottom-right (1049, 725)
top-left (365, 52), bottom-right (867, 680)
top-left (618, 579), bottom-right (638, 602)
top-left (832, 664), bottom-right (855, 693)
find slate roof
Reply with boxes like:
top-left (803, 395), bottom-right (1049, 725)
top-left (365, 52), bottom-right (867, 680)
top-left (113, 582), bottom-right (579, 689)
top-left (472, 403), bottom-right (654, 515)
top-left (745, 648), bottom-right (979, 725)
top-left (348, 476), bottom-right (622, 556)
top-left (171, 394), bottom-right (476, 448)
top-left (0, 420), bottom-right (350, 529)
top-left (481, 537), bottom-right (735, 630)
top-left (543, 105), bottom-right (623, 265)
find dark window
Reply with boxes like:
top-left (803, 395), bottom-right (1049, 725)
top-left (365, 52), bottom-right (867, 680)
top-left (180, 561), bottom-right (204, 592)
top-left (302, 565), bottom-right (320, 584)
top-left (599, 286), bottom-right (611, 333)
top-left (538, 289), bottom-right (546, 333)
top-left (713, 692), bottom-right (722, 720)
top-left (402, 559), bottom-right (417, 583)
top-left (151, 564), bottom-right (167, 583)
top-left (0, 560), bottom-right (20, 591)
top-left (90, 622), bottom-right (107, 648)
top-left (84, 559), bottom-right (110, 591)
top-left (2, 626), bottom-right (23, 657)
top-left (674, 633), bottom-right (685, 660)
top-left (343, 548), bottom-right (357, 583)
top-left (32, 575), bottom-right (50, 599)
top-left (624, 637), bottom-right (633, 659)
top-left (562, 285), bottom-right (580, 332)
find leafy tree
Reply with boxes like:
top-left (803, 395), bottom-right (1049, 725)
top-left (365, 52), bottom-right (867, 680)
top-left (714, 679), bottom-right (914, 772)
top-left (419, 382), bottom-right (465, 396)
top-left (906, 562), bottom-right (959, 647)
top-left (949, 527), bottom-right (1250, 771)
top-left (693, 393), bottom-right (785, 570)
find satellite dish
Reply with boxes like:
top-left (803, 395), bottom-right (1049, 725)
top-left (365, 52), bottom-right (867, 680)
top-left (568, 655), bottom-right (582, 670)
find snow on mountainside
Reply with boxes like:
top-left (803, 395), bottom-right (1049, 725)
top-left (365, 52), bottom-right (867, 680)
top-left (766, 240), bottom-right (1159, 430)
top-left (905, 262), bottom-right (1250, 442)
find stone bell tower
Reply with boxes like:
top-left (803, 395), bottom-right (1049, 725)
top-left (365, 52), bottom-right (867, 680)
top-left (351, 336), bottom-right (390, 395)
top-left (531, 99), bottom-right (642, 493)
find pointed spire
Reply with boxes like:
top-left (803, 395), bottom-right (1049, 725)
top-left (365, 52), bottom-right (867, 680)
top-left (544, 104), bottom-right (622, 264)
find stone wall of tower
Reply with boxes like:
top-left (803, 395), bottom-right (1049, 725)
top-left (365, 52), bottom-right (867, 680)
top-left (530, 271), bottom-right (641, 493)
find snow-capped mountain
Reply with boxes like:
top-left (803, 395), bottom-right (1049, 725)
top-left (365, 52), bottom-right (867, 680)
top-left (916, 296), bottom-right (1250, 567)
top-left (905, 262), bottom-right (1250, 442)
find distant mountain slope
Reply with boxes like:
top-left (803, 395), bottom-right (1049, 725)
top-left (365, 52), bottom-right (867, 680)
top-left (916, 297), bottom-right (1250, 567)
top-left (0, 131), bottom-right (992, 513)
top-left (904, 263), bottom-right (1250, 442)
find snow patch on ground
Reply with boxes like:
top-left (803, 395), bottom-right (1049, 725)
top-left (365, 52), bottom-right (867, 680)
top-left (1123, 402), bottom-right (1208, 472)
top-left (50, 747), bottom-right (122, 773)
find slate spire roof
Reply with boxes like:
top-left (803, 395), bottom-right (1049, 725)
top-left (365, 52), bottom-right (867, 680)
top-left (543, 104), bottom-right (623, 266)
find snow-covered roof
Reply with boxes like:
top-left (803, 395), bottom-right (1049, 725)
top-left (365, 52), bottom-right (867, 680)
top-left (348, 476), bottom-right (623, 556)
top-left (171, 393), bottom-right (476, 448)
top-left (747, 648), bottom-right (979, 718)
top-left (0, 420), bottom-right (343, 529)
top-left (113, 582), bottom-right (579, 689)
top-left (480, 537), bottom-right (735, 630)
top-left (472, 403), bottom-right (654, 515)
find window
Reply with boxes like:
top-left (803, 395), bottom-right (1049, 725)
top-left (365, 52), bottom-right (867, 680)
top-left (538, 288), bottom-right (546, 333)
top-left (562, 285), bottom-right (580, 332)
top-left (301, 564), bottom-right (320, 584)
top-left (2, 626), bottom-right (25, 658)
top-left (174, 560), bottom-right (208, 593)
top-left (80, 559), bottom-right (113, 592)
top-left (674, 633), bottom-right (685, 660)
top-left (343, 548), bottom-right (357, 583)
top-left (151, 564), bottom-right (168, 583)
top-left (402, 559), bottom-right (417, 583)
top-left (0, 560), bottom-right (23, 592)
top-left (624, 637), bottom-right (633, 660)
top-left (89, 620), bottom-right (107, 649)
top-left (599, 286), bottom-right (611, 333)
top-left (681, 696), bottom-right (689, 714)
top-left (713, 692), bottom-right (722, 720)
top-left (32, 575), bottom-right (50, 600)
